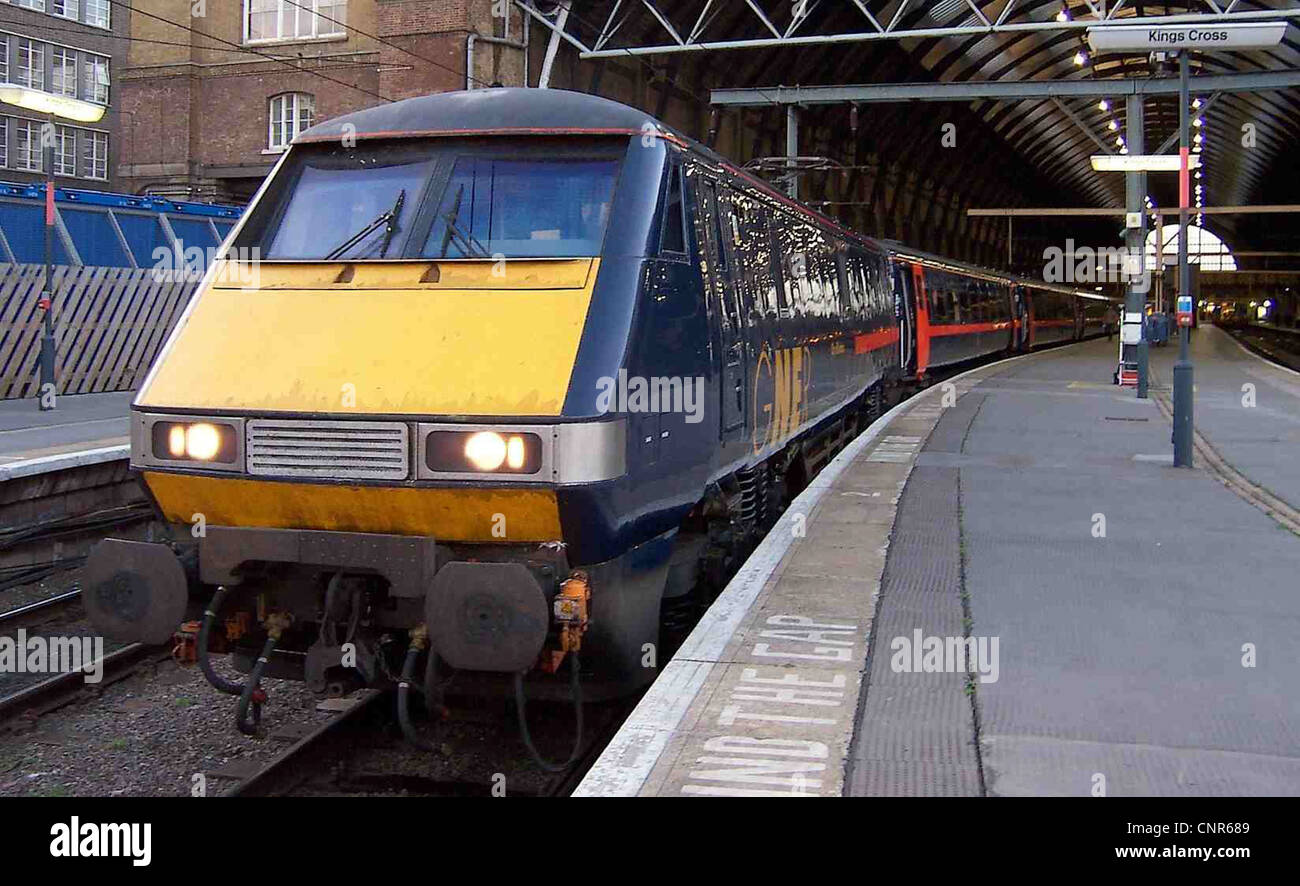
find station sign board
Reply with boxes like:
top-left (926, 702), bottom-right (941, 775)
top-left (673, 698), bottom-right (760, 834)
top-left (1087, 21), bottom-right (1288, 53)
top-left (1176, 294), bottom-right (1194, 327)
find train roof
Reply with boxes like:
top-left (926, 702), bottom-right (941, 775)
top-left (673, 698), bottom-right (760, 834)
top-left (888, 244), bottom-right (1115, 302)
top-left (295, 87), bottom-right (682, 145)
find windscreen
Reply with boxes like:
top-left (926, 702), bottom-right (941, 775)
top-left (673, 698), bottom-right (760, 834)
top-left (424, 157), bottom-right (618, 259)
top-left (237, 138), bottom-right (625, 261)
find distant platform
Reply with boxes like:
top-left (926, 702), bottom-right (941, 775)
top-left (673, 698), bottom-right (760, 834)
top-left (0, 391), bottom-right (130, 480)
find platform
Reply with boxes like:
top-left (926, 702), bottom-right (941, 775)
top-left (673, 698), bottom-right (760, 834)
top-left (0, 391), bottom-right (130, 480)
top-left (577, 328), bottom-right (1300, 797)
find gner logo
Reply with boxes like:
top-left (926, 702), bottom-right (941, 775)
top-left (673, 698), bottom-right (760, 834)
top-left (752, 345), bottom-right (812, 454)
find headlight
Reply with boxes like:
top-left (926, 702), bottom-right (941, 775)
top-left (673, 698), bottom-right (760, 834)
top-left (151, 421), bottom-right (238, 464)
top-left (426, 430), bottom-right (541, 474)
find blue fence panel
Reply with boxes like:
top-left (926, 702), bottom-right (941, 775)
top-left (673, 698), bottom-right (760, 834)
top-left (114, 212), bottom-right (172, 269)
top-left (0, 202), bottom-right (73, 264)
top-left (61, 208), bottom-right (132, 267)
top-left (167, 217), bottom-right (221, 266)
top-left (0, 181), bottom-right (243, 270)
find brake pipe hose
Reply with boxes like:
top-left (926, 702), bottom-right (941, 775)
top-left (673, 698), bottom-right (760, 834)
top-left (513, 653), bottom-right (583, 773)
top-left (398, 626), bottom-right (439, 751)
top-left (197, 586), bottom-right (243, 696)
top-left (236, 613), bottom-right (291, 736)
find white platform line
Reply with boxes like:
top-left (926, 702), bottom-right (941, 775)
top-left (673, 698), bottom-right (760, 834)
top-left (0, 444), bottom-right (129, 482)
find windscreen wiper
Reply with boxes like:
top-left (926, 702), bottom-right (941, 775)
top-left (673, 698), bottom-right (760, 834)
top-left (438, 185), bottom-right (490, 259)
top-left (325, 189), bottom-right (406, 261)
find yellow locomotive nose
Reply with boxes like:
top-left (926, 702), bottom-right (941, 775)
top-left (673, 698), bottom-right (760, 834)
top-left (138, 258), bottom-right (598, 417)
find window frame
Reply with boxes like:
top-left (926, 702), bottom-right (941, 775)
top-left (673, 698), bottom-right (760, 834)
top-left (14, 119), bottom-right (42, 172)
top-left (16, 38), bottom-right (44, 92)
top-left (81, 127), bottom-right (108, 180)
top-left (81, 53), bottom-right (109, 104)
top-left (52, 124), bottom-right (76, 177)
top-left (267, 92), bottom-right (315, 152)
top-left (245, 0), bottom-right (348, 45)
top-left (51, 46), bottom-right (77, 98)
top-left (84, 0), bottom-right (109, 29)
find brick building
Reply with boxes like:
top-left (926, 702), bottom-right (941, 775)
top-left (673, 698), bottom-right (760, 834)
top-left (118, 0), bottom-right (528, 202)
top-left (0, 0), bottom-right (123, 190)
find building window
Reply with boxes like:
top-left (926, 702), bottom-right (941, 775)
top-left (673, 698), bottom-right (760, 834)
top-left (51, 47), bottom-right (77, 98)
top-left (54, 125), bottom-right (75, 176)
top-left (0, 38), bottom-right (8, 86)
top-left (52, 0), bottom-right (78, 20)
top-left (16, 40), bottom-right (44, 92)
top-left (0, 120), bottom-right (7, 169)
top-left (15, 1), bottom-right (48, 12)
top-left (247, 0), bottom-right (347, 42)
top-left (85, 0), bottom-right (109, 28)
top-left (268, 92), bottom-right (314, 150)
top-left (81, 129), bottom-right (107, 180)
top-left (15, 120), bottom-right (42, 172)
top-left (82, 54), bottom-right (109, 104)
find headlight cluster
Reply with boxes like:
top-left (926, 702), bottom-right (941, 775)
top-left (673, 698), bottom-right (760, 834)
top-left (425, 430), bottom-right (542, 474)
top-left (151, 421), bottom-right (238, 464)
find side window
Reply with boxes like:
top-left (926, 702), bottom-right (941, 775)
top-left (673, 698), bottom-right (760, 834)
top-left (707, 182), bottom-right (729, 277)
top-left (658, 162), bottom-right (686, 258)
top-left (768, 209), bottom-right (789, 317)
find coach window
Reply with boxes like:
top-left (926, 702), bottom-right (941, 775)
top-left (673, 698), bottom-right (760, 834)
top-left (658, 163), bottom-right (687, 259)
top-left (834, 249), bottom-right (851, 314)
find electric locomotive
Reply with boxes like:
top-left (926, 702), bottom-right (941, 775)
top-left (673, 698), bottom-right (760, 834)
top-left (81, 89), bottom-right (1106, 733)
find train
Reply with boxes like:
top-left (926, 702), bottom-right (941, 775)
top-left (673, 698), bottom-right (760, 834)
top-left (81, 88), bottom-right (1111, 745)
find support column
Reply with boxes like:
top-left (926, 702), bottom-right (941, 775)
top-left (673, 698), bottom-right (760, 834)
top-left (1173, 52), bottom-right (1195, 467)
top-left (786, 105), bottom-right (800, 200)
top-left (1125, 94), bottom-right (1149, 399)
top-left (40, 123), bottom-right (55, 410)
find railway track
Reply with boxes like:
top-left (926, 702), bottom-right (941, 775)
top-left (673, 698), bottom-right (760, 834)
top-left (1220, 323), bottom-right (1300, 372)
top-left (0, 590), bottom-right (83, 632)
top-left (0, 501), bottom-right (166, 733)
top-left (224, 689), bottom-right (635, 798)
top-left (0, 641), bottom-right (171, 731)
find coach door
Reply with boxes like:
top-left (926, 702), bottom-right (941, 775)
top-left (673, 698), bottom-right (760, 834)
top-left (692, 174), bottom-right (747, 440)
top-left (1013, 286), bottom-right (1030, 350)
top-left (893, 262), bottom-right (915, 374)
